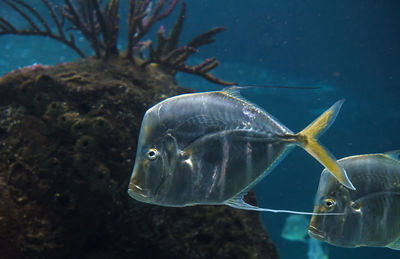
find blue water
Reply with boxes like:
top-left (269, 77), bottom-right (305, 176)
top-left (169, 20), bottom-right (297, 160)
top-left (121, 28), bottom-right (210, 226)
top-left (1, 1), bottom-right (399, 258)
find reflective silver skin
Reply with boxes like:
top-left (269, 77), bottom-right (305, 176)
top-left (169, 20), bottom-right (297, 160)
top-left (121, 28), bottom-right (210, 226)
top-left (127, 88), bottom-right (350, 209)
top-left (309, 152), bottom-right (400, 250)
top-left (128, 90), bottom-right (293, 206)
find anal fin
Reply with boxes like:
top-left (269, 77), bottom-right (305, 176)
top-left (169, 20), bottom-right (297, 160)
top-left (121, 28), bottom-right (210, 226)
top-left (224, 193), bottom-right (344, 216)
top-left (387, 238), bottom-right (400, 250)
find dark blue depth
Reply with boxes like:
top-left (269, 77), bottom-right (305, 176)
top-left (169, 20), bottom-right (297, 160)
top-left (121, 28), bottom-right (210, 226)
top-left (1, 1), bottom-right (399, 258)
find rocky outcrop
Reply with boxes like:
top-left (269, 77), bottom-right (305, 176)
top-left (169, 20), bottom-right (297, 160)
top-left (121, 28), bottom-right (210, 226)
top-left (0, 57), bottom-right (278, 259)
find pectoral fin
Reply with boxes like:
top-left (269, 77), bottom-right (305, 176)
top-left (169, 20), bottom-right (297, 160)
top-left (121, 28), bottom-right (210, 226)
top-left (184, 129), bottom-right (274, 155)
top-left (354, 191), bottom-right (400, 249)
top-left (353, 191), bottom-right (400, 213)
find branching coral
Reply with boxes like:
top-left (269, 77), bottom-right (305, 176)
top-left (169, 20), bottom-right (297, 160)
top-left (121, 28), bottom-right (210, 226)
top-left (63, 0), bottom-right (120, 58)
top-left (0, 0), bottom-right (235, 85)
top-left (125, 0), bottom-right (179, 60)
top-left (0, 0), bottom-right (85, 57)
top-left (141, 3), bottom-right (232, 85)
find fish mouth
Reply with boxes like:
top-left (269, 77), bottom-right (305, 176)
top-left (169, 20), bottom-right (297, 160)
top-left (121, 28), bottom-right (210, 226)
top-left (308, 225), bottom-right (326, 241)
top-left (127, 183), bottom-right (151, 202)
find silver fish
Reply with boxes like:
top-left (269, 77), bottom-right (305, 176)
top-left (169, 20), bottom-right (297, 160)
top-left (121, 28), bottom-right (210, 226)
top-left (281, 215), bottom-right (329, 259)
top-left (128, 87), bottom-right (354, 211)
top-left (281, 215), bottom-right (309, 242)
top-left (308, 238), bottom-right (329, 259)
top-left (309, 151), bottom-right (400, 250)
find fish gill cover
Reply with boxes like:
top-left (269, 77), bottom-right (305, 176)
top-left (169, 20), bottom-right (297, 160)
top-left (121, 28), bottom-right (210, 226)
top-left (0, 0), bottom-right (277, 258)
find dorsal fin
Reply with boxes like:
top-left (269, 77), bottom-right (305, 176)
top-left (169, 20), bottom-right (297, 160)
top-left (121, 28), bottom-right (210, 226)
top-left (222, 85), bottom-right (319, 94)
top-left (221, 86), bottom-right (243, 98)
top-left (221, 85), bottom-right (319, 100)
top-left (385, 150), bottom-right (400, 161)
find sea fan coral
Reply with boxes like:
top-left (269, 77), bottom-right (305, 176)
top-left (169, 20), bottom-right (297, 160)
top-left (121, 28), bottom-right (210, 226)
top-left (0, 0), bottom-right (235, 85)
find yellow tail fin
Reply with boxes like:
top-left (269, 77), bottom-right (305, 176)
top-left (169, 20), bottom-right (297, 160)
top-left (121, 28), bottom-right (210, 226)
top-left (297, 100), bottom-right (355, 190)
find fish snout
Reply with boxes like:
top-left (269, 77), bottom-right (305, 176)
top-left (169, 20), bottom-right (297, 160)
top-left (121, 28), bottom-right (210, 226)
top-left (127, 174), bottom-right (151, 202)
top-left (308, 225), bottom-right (326, 241)
top-left (127, 182), bottom-right (150, 201)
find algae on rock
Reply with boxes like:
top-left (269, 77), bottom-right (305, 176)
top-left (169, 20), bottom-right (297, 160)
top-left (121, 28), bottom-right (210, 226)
top-left (0, 57), bottom-right (278, 259)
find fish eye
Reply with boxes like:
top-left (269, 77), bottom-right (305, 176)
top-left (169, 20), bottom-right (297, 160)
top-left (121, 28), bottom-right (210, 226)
top-left (324, 198), bottom-right (336, 208)
top-left (147, 148), bottom-right (159, 160)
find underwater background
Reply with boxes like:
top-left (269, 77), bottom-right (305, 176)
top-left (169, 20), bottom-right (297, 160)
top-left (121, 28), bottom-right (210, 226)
top-left (0, 0), bottom-right (399, 258)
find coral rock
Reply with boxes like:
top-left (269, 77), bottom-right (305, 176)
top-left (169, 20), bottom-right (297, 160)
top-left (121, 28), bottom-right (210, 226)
top-left (0, 57), bottom-right (278, 259)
